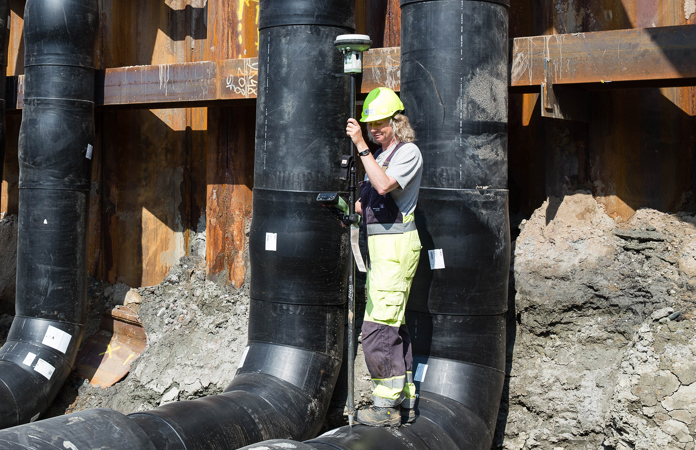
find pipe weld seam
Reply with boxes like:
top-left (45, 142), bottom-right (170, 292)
top-left (22, 97), bottom-right (95, 104)
top-left (18, 186), bottom-right (93, 193)
top-left (24, 63), bottom-right (95, 70)
top-left (127, 412), bottom-right (188, 449)
top-left (1, 339), bottom-right (77, 368)
top-left (258, 23), bottom-right (353, 32)
top-left (245, 340), bottom-right (342, 363)
top-left (12, 316), bottom-right (86, 328)
top-left (401, 0), bottom-right (510, 7)
top-left (253, 187), bottom-right (349, 195)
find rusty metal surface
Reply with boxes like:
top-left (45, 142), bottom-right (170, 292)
top-left (206, 105), bottom-right (254, 287)
top-left (507, 0), bottom-right (696, 221)
top-left (75, 306), bottom-right (147, 387)
top-left (94, 0), bottom-right (209, 286)
top-left (511, 25), bottom-right (696, 90)
top-left (5, 47), bottom-right (399, 111)
top-left (361, 0), bottom-right (401, 48)
top-left (362, 47), bottom-right (400, 93)
top-left (3, 23), bottom-right (696, 110)
top-left (0, 114), bottom-right (18, 217)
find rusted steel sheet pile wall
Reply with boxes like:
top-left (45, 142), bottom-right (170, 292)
top-left (509, 0), bottom-right (696, 219)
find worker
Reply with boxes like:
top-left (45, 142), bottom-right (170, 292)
top-left (346, 87), bottom-right (423, 427)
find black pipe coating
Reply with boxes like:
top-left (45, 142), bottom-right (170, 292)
top-left (240, 0), bottom-right (511, 449)
top-left (0, 0), bottom-right (98, 429)
top-left (0, 2), bottom-right (8, 190)
top-left (124, 1), bottom-right (353, 447)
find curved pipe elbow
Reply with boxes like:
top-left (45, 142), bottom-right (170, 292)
top-left (0, 0), bottom-right (98, 428)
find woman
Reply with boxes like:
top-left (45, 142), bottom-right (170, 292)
top-left (346, 87), bottom-right (423, 427)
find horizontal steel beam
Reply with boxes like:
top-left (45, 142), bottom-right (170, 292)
top-left (5, 24), bottom-right (696, 110)
top-left (511, 24), bottom-right (696, 92)
top-left (5, 48), bottom-right (402, 110)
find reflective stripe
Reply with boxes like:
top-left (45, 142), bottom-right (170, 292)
top-left (402, 370), bottom-right (416, 407)
top-left (372, 375), bottom-right (406, 405)
top-left (366, 220), bottom-right (417, 236)
top-left (372, 375), bottom-right (406, 391)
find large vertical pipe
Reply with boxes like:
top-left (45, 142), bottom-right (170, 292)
top-left (0, 0), bottom-right (98, 428)
top-left (242, 0), bottom-right (511, 449)
top-left (124, 1), bottom-right (355, 447)
top-left (400, 0), bottom-right (510, 447)
top-left (0, 3), bottom-right (9, 188)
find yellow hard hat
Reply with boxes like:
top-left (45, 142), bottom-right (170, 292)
top-left (360, 87), bottom-right (404, 122)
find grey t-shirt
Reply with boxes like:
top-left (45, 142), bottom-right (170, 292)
top-left (373, 142), bottom-right (423, 216)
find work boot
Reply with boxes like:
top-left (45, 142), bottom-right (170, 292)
top-left (355, 405), bottom-right (400, 427)
top-left (400, 406), bottom-right (417, 424)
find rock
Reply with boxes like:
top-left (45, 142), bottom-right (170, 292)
top-left (614, 228), bottom-right (666, 242)
top-left (662, 384), bottom-right (696, 412)
top-left (633, 372), bottom-right (680, 407)
top-left (661, 419), bottom-right (692, 443)
top-left (159, 387), bottom-right (180, 405)
top-left (652, 308), bottom-right (675, 321)
top-left (123, 289), bottom-right (142, 313)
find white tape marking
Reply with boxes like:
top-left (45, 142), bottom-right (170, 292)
top-left (86, 143), bottom-right (93, 160)
top-left (428, 249), bottom-right (445, 270)
top-left (238, 346), bottom-right (250, 368)
top-left (42, 325), bottom-right (72, 354)
top-left (22, 352), bottom-right (36, 366)
top-left (265, 233), bottom-right (277, 251)
top-left (34, 359), bottom-right (55, 380)
top-left (43, 219), bottom-right (48, 225)
top-left (414, 363), bottom-right (428, 383)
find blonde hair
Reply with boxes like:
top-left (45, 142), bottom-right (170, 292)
top-left (366, 113), bottom-right (416, 144)
top-left (390, 113), bottom-right (416, 143)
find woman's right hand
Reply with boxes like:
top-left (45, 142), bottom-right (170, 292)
top-left (346, 118), bottom-right (367, 149)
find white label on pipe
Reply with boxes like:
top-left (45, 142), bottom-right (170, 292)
top-left (34, 359), bottom-right (55, 380)
top-left (43, 219), bottom-right (48, 225)
top-left (22, 352), bottom-right (36, 366)
top-left (86, 144), bottom-right (93, 160)
top-left (238, 346), bottom-right (250, 368)
top-left (428, 249), bottom-right (445, 270)
top-left (414, 363), bottom-right (428, 383)
top-left (265, 233), bottom-right (277, 251)
top-left (42, 325), bottom-right (72, 354)
top-left (351, 226), bottom-right (367, 273)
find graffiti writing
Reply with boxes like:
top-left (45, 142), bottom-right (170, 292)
top-left (225, 59), bottom-right (258, 98)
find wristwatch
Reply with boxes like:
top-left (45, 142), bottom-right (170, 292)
top-left (358, 148), bottom-right (370, 157)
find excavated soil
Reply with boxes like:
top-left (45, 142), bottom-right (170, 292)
top-left (496, 192), bottom-right (696, 450)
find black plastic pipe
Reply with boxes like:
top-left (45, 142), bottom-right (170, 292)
top-left (124, 1), bottom-right (354, 447)
top-left (239, 0), bottom-right (511, 449)
top-left (0, 2), bottom-right (9, 190)
top-left (0, 0), bottom-right (354, 446)
top-left (0, 0), bottom-right (98, 428)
